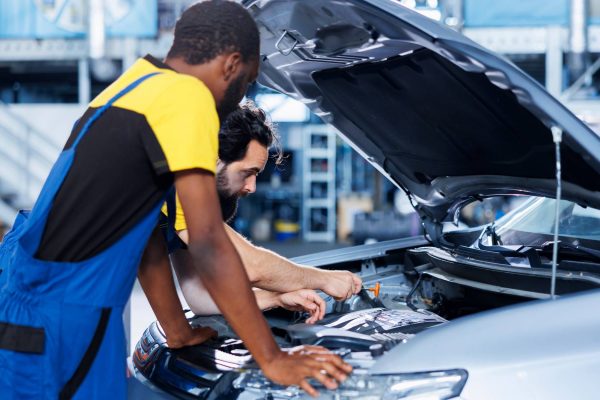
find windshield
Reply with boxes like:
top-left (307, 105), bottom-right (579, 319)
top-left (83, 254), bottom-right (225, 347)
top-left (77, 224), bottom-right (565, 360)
top-left (481, 197), bottom-right (600, 249)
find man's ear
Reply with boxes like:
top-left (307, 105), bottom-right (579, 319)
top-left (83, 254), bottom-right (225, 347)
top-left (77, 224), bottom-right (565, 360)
top-left (223, 52), bottom-right (242, 82)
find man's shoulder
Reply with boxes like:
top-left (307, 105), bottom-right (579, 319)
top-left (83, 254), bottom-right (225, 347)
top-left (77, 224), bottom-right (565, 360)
top-left (90, 60), bottom-right (215, 113)
top-left (152, 74), bottom-right (214, 107)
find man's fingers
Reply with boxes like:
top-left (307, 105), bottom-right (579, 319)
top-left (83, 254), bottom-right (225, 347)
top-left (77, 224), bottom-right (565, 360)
top-left (295, 345), bottom-right (331, 354)
top-left (317, 360), bottom-right (348, 382)
top-left (299, 298), bottom-right (319, 323)
top-left (306, 290), bottom-right (325, 305)
top-left (300, 299), bottom-right (317, 312)
top-left (299, 379), bottom-right (319, 398)
top-left (300, 358), bottom-right (341, 388)
top-left (305, 291), bottom-right (326, 321)
top-left (263, 350), bottom-right (349, 396)
top-left (352, 274), bottom-right (363, 294)
top-left (192, 327), bottom-right (217, 342)
top-left (311, 367), bottom-right (339, 390)
top-left (305, 306), bottom-right (319, 324)
top-left (176, 326), bottom-right (218, 348)
top-left (302, 357), bottom-right (347, 389)
top-left (311, 353), bottom-right (353, 374)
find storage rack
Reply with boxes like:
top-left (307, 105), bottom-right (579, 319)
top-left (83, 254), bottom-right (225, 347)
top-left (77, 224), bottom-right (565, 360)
top-left (302, 124), bottom-right (336, 242)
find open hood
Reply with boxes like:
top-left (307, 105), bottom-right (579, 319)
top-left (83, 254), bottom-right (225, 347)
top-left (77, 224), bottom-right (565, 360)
top-left (244, 0), bottom-right (600, 230)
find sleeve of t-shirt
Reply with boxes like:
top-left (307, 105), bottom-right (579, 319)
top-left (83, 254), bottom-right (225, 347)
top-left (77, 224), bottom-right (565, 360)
top-left (146, 76), bottom-right (220, 174)
top-left (160, 193), bottom-right (188, 232)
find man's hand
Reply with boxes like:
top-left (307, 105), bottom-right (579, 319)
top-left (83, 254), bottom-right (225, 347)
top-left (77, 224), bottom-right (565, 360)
top-left (165, 325), bottom-right (217, 349)
top-left (319, 270), bottom-right (362, 301)
top-left (261, 346), bottom-right (352, 397)
top-left (276, 289), bottom-right (326, 324)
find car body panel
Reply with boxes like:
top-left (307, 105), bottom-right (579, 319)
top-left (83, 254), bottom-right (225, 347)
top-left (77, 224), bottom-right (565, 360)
top-left (371, 289), bottom-right (600, 398)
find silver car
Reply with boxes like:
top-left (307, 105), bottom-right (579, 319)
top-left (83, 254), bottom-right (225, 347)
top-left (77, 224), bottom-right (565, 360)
top-left (129, 1), bottom-right (600, 399)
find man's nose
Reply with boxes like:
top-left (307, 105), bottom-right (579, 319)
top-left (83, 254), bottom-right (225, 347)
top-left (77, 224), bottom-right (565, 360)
top-left (243, 176), bottom-right (257, 194)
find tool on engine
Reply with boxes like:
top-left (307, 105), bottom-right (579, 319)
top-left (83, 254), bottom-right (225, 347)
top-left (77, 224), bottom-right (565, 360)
top-left (358, 285), bottom-right (385, 308)
top-left (366, 282), bottom-right (381, 298)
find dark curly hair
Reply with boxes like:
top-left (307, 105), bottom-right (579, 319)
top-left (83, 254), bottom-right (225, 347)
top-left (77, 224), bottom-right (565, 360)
top-left (167, 0), bottom-right (259, 65)
top-left (219, 101), bottom-right (282, 165)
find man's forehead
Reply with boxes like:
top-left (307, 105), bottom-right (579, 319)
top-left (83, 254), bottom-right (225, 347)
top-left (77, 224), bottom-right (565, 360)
top-left (236, 139), bottom-right (268, 170)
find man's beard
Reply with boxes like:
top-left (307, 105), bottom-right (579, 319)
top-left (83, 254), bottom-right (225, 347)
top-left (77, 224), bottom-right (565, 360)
top-left (216, 73), bottom-right (245, 122)
top-left (216, 168), bottom-right (239, 223)
top-left (218, 191), bottom-right (239, 223)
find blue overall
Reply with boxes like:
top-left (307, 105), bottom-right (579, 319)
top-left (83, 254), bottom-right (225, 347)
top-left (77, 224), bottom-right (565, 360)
top-left (0, 72), bottom-right (175, 399)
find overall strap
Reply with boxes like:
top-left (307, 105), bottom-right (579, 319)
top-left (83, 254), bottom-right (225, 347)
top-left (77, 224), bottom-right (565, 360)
top-left (165, 188), bottom-right (178, 249)
top-left (17, 71), bottom-right (162, 254)
top-left (71, 72), bottom-right (161, 149)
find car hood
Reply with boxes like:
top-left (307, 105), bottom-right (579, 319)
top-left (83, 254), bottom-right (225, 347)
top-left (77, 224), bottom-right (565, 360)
top-left (245, 0), bottom-right (600, 228)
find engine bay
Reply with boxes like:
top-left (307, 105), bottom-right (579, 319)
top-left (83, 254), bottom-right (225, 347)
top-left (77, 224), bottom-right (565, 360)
top-left (130, 242), bottom-right (600, 399)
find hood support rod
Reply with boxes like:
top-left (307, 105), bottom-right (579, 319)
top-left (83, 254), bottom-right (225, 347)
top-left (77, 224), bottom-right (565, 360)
top-left (550, 126), bottom-right (563, 299)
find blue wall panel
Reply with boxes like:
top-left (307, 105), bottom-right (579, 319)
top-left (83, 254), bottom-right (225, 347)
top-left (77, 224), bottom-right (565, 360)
top-left (0, 0), bottom-right (157, 39)
top-left (464, 0), bottom-right (570, 27)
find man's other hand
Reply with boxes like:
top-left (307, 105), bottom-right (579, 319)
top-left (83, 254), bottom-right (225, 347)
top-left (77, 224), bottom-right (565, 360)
top-left (276, 289), bottom-right (326, 324)
top-left (320, 271), bottom-right (362, 301)
top-left (165, 325), bottom-right (217, 349)
top-left (261, 346), bottom-right (352, 397)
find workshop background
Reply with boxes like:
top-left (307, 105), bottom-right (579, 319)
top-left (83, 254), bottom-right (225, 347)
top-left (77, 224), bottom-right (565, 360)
top-left (1, 0), bottom-right (600, 350)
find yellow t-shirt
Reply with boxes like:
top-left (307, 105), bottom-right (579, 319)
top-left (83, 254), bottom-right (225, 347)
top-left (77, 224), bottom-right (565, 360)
top-left (162, 193), bottom-right (189, 232)
top-left (36, 55), bottom-right (219, 261)
top-left (90, 55), bottom-right (220, 175)
top-left (105, 55), bottom-right (220, 233)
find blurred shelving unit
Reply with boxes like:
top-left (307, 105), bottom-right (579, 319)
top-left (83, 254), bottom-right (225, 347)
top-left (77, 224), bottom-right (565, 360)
top-left (302, 125), bottom-right (336, 242)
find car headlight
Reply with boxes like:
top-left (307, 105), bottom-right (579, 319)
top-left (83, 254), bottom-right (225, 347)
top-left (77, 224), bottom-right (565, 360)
top-left (233, 369), bottom-right (468, 399)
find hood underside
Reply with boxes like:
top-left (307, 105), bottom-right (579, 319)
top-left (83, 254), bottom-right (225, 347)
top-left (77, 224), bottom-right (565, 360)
top-left (245, 0), bottom-right (600, 221)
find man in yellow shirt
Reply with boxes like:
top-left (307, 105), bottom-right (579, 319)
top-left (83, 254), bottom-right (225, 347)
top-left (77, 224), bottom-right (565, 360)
top-left (134, 3), bottom-right (352, 397)
top-left (166, 102), bottom-right (362, 324)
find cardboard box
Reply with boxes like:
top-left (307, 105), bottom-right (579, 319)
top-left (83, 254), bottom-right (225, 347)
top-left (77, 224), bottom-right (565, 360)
top-left (337, 194), bottom-right (373, 241)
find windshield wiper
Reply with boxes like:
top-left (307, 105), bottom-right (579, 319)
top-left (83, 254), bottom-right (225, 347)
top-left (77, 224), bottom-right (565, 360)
top-left (537, 241), bottom-right (600, 262)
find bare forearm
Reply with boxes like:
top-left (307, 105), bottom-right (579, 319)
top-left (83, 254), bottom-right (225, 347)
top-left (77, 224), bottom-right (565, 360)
top-left (183, 225), bottom-right (360, 300)
top-left (184, 288), bottom-right (277, 315)
top-left (254, 289), bottom-right (281, 310)
top-left (188, 235), bottom-right (280, 366)
top-left (171, 249), bottom-right (218, 315)
top-left (248, 250), bottom-right (322, 292)
top-left (229, 231), bottom-right (361, 300)
top-left (138, 228), bottom-right (191, 347)
top-left (179, 226), bottom-right (320, 292)
top-left (224, 224), bottom-right (326, 292)
top-left (172, 248), bottom-right (277, 314)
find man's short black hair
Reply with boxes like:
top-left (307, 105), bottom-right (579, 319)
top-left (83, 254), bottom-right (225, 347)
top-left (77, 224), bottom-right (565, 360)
top-left (219, 100), bottom-right (282, 165)
top-left (167, 0), bottom-right (259, 65)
